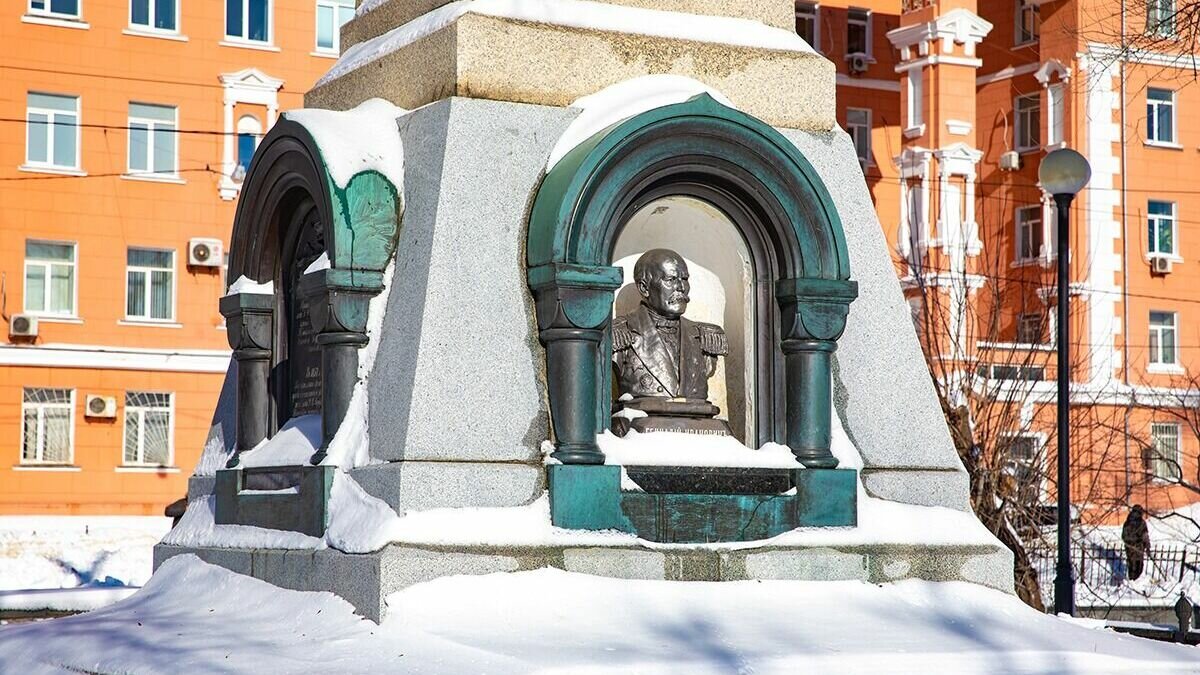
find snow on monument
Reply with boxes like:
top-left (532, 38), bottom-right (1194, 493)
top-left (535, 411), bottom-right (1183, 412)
top-left (155, 0), bottom-right (1014, 621)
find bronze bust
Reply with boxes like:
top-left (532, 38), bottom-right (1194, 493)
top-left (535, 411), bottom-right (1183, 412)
top-left (612, 249), bottom-right (731, 436)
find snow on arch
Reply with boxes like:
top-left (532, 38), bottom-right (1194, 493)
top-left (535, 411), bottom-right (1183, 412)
top-left (546, 75), bottom-right (737, 170)
top-left (284, 98), bottom-right (408, 190)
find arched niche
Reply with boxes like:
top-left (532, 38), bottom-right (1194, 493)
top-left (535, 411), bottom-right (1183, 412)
top-left (221, 118), bottom-right (401, 466)
top-left (527, 94), bottom-right (857, 468)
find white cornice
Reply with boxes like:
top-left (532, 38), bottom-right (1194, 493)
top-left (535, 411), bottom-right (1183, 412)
top-left (835, 74), bottom-right (901, 92)
top-left (1087, 42), bottom-right (1200, 70)
top-left (976, 62), bottom-right (1040, 85)
top-left (887, 8), bottom-right (993, 57)
top-left (0, 343), bottom-right (231, 372)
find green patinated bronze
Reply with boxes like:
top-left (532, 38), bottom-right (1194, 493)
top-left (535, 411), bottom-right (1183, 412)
top-left (326, 170), bottom-right (401, 275)
top-left (548, 465), bottom-right (857, 543)
top-left (527, 93), bottom-right (858, 469)
top-left (528, 94), bottom-right (849, 280)
top-left (215, 465), bottom-right (335, 537)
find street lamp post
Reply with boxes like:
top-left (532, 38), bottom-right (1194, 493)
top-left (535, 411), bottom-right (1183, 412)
top-left (1038, 148), bottom-right (1091, 616)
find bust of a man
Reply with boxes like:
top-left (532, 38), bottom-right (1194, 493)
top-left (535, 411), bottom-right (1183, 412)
top-left (612, 249), bottom-right (728, 402)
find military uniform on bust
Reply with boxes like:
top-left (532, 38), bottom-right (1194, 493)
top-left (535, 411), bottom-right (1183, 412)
top-left (610, 248), bottom-right (732, 437)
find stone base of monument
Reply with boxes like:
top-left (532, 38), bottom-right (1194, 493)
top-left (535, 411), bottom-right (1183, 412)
top-left (153, 538), bottom-right (1014, 623)
top-left (548, 465), bottom-right (855, 543)
top-left (614, 398), bottom-right (733, 438)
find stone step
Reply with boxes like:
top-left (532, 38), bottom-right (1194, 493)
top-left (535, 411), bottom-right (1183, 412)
top-left (156, 539), bottom-right (1015, 622)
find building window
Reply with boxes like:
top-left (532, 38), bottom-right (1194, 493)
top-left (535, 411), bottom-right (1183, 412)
top-left (124, 392), bottom-right (173, 466)
top-left (24, 241), bottom-right (76, 316)
top-left (1148, 200), bottom-right (1176, 257)
top-left (226, 0), bottom-right (269, 43)
top-left (1017, 312), bottom-right (1045, 344)
top-left (1006, 435), bottom-right (1042, 503)
top-left (126, 248), bottom-right (174, 321)
top-left (847, 8), bottom-right (871, 55)
top-left (1015, 94), bottom-right (1040, 151)
top-left (1016, 205), bottom-right (1043, 260)
top-left (236, 115), bottom-right (263, 176)
top-left (1148, 422), bottom-right (1182, 481)
top-left (1147, 0), bottom-right (1175, 36)
top-left (28, 0), bottom-right (80, 19)
top-left (1046, 84), bottom-right (1064, 146)
top-left (906, 68), bottom-right (923, 130)
top-left (1147, 88), bottom-right (1176, 144)
top-left (26, 92), bottom-right (79, 170)
top-left (316, 0), bottom-right (354, 52)
top-left (1015, 0), bottom-right (1040, 44)
top-left (795, 2), bottom-right (818, 50)
top-left (130, 0), bottom-right (176, 31)
top-left (21, 388), bottom-right (73, 464)
top-left (128, 103), bottom-right (177, 176)
top-left (847, 108), bottom-right (871, 168)
top-left (1149, 310), bottom-right (1178, 366)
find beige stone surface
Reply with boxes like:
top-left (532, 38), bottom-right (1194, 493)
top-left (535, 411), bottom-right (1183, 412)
top-left (344, 0), bottom-right (795, 50)
top-left (307, 13), bottom-right (836, 131)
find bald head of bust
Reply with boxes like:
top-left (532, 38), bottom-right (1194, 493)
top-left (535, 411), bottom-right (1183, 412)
top-left (634, 249), bottom-right (690, 319)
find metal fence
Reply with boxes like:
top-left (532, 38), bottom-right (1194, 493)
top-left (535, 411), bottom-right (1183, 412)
top-left (1029, 545), bottom-right (1200, 590)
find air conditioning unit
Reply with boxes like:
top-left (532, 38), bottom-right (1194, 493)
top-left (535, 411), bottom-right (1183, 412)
top-left (1151, 256), bottom-right (1173, 275)
top-left (85, 394), bottom-right (118, 419)
top-left (848, 53), bottom-right (870, 74)
top-left (999, 151), bottom-right (1021, 171)
top-left (188, 238), bottom-right (224, 267)
top-left (9, 314), bottom-right (38, 338)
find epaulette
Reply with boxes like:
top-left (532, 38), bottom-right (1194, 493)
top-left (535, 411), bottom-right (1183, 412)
top-left (611, 317), bottom-right (635, 351)
top-left (697, 323), bottom-right (729, 356)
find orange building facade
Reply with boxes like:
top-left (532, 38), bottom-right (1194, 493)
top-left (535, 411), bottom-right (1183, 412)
top-left (806, 0), bottom-right (1200, 521)
top-left (0, 0), bottom-right (347, 513)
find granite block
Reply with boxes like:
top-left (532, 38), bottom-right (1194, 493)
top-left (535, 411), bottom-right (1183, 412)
top-left (367, 98), bottom-right (575, 464)
top-left (349, 461), bottom-right (544, 513)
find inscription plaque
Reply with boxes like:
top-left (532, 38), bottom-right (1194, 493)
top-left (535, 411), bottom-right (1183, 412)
top-left (290, 299), bottom-right (323, 417)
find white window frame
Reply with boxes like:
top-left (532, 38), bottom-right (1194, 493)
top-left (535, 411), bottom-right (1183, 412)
top-left (1149, 422), bottom-right (1182, 481)
top-left (128, 0), bottom-right (177, 34)
top-left (28, 0), bottom-right (82, 20)
top-left (847, 107), bottom-right (871, 169)
top-left (127, 102), bottom-right (179, 178)
top-left (224, 0), bottom-right (273, 45)
top-left (1015, 0), bottom-right (1039, 45)
top-left (795, 2), bottom-right (819, 51)
top-left (1015, 93), bottom-right (1040, 152)
top-left (122, 391), bottom-right (175, 467)
top-left (125, 247), bottom-right (176, 322)
top-left (315, 0), bottom-right (354, 54)
top-left (20, 388), bottom-right (75, 465)
top-left (1002, 432), bottom-right (1045, 502)
top-left (1016, 312), bottom-right (1046, 344)
top-left (1046, 83), bottom-right (1064, 147)
top-left (24, 92), bottom-right (81, 171)
top-left (23, 240), bottom-right (78, 317)
top-left (1148, 200), bottom-right (1177, 258)
top-left (906, 67), bottom-right (924, 134)
top-left (1147, 0), bottom-right (1175, 36)
top-left (1015, 205), bottom-right (1043, 261)
top-left (1146, 88), bottom-right (1177, 146)
top-left (847, 8), bottom-right (872, 57)
top-left (1149, 310), bottom-right (1178, 367)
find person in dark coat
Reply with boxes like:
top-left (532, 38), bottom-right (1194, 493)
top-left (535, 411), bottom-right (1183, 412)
top-left (1122, 504), bottom-right (1151, 581)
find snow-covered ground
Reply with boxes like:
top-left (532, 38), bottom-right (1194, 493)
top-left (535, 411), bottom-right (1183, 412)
top-left (1, 555), bottom-right (1196, 674)
top-left (0, 516), bottom-right (171, 612)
